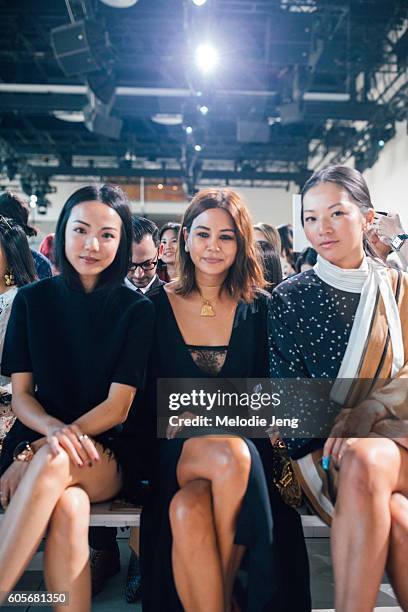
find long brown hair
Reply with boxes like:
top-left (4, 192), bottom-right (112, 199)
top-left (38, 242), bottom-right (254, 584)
top-left (175, 188), bottom-right (265, 302)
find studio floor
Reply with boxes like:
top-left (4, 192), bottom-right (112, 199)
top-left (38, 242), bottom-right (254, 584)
top-left (1, 537), bottom-right (402, 611)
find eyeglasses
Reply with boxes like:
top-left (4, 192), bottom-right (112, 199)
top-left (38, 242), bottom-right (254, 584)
top-left (128, 253), bottom-right (159, 273)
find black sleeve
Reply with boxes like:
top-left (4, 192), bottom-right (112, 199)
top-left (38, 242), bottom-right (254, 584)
top-left (1, 290), bottom-right (33, 376)
top-left (111, 299), bottom-right (155, 389)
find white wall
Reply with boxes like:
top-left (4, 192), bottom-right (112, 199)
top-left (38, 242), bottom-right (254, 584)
top-left (234, 185), bottom-right (296, 226)
top-left (363, 121), bottom-right (408, 229)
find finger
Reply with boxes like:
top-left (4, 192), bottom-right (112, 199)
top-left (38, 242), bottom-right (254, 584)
top-left (47, 435), bottom-right (61, 457)
top-left (61, 428), bottom-right (89, 464)
top-left (56, 435), bottom-right (83, 466)
top-left (331, 438), bottom-right (344, 465)
top-left (78, 435), bottom-right (100, 462)
top-left (338, 438), bottom-right (357, 464)
top-left (323, 437), bottom-right (335, 458)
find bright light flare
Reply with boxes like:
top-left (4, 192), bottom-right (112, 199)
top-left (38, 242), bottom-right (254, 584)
top-left (195, 43), bottom-right (218, 74)
top-left (192, 0), bottom-right (207, 6)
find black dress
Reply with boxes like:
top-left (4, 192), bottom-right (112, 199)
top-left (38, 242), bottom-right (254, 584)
top-left (0, 275), bottom-right (155, 486)
top-left (268, 270), bottom-right (359, 458)
top-left (141, 287), bottom-right (311, 612)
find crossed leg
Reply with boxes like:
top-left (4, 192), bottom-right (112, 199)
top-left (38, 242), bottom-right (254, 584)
top-left (0, 443), bottom-right (121, 611)
top-left (169, 436), bottom-right (251, 612)
top-left (331, 438), bottom-right (408, 612)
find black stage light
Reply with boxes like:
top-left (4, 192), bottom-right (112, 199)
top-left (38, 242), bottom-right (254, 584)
top-left (85, 70), bottom-right (116, 105)
top-left (51, 20), bottom-right (112, 77)
top-left (279, 101), bottom-right (304, 125)
top-left (237, 120), bottom-right (269, 144)
top-left (83, 102), bottom-right (123, 139)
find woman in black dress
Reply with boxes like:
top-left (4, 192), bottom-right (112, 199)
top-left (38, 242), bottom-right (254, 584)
top-left (142, 188), bottom-right (311, 612)
top-left (0, 184), bottom-right (154, 611)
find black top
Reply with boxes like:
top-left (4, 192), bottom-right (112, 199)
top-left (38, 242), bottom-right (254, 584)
top-left (149, 286), bottom-right (270, 380)
top-left (2, 275), bottom-right (154, 428)
top-left (268, 269), bottom-right (360, 456)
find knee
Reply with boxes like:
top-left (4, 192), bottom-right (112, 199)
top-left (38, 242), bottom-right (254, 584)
top-left (32, 445), bottom-right (71, 486)
top-left (49, 488), bottom-right (90, 542)
top-left (390, 493), bottom-right (408, 548)
top-left (339, 440), bottom-right (397, 497)
top-left (169, 480), bottom-right (211, 543)
top-left (205, 438), bottom-right (251, 482)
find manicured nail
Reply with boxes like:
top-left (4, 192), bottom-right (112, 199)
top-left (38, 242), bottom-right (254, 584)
top-left (322, 456), bottom-right (330, 471)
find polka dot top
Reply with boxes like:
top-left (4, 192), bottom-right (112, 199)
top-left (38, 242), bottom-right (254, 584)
top-left (268, 269), bottom-right (360, 457)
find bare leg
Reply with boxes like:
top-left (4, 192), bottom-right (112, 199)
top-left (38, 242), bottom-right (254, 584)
top-left (176, 436), bottom-right (251, 609)
top-left (331, 438), bottom-right (408, 612)
top-left (387, 492), bottom-right (408, 608)
top-left (44, 486), bottom-right (91, 612)
top-left (0, 444), bottom-right (121, 607)
top-left (170, 479), bottom-right (224, 612)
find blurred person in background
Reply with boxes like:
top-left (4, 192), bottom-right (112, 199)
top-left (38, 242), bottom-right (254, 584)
top-left (158, 222), bottom-right (180, 282)
top-left (256, 240), bottom-right (283, 293)
top-left (295, 247), bottom-right (317, 274)
top-left (253, 222), bottom-right (282, 253)
top-left (39, 233), bottom-right (58, 275)
top-left (0, 192), bottom-right (52, 280)
top-left (277, 224), bottom-right (295, 277)
top-left (366, 211), bottom-right (408, 271)
top-left (0, 217), bottom-right (37, 450)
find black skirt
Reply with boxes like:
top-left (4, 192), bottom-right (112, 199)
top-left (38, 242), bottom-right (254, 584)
top-left (141, 436), bottom-right (311, 612)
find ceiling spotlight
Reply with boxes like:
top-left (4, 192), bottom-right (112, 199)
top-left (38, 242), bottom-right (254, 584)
top-left (378, 139), bottom-right (385, 147)
top-left (157, 183), bottom-right (164, 190)
top-left (186, 126), bottom-right (193, 134)
top-left (192, 0), bottom-right (207, 6)
top-left (199, 105), bottom-right (209, 115)
top-left (195, 43), bottom-right (218, 73)
top-left (194, 144), bottom-right (202, 152)
top-left (99, 0), bottom-right (139, 7)
top-left (29, 195), bottom-right (37, 209)
top-left (151, 113), bottom-right (183, 126)
top-left (53, 111), bottom-right (85, 123)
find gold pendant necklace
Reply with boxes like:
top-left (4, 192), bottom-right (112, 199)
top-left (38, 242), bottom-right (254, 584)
top-left (200, 300), bottom-right (216, 317)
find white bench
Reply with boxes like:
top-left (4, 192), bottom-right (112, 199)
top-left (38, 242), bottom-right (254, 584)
top-left (1, 503), bottom-right (330, 537)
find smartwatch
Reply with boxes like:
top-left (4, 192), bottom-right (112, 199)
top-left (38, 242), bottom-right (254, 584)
top-left (390, 234), bottom-right (408, 252)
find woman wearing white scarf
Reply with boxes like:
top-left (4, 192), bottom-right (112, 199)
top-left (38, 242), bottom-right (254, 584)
top-left (268, 165), bottom-right (408, 612)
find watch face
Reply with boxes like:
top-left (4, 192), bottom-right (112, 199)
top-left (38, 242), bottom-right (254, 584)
top-left (392, 236), bottom-right (404, 251)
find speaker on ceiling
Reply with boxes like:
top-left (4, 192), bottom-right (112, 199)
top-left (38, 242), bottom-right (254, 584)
top-left (51, 20), bottom-right (112, 76)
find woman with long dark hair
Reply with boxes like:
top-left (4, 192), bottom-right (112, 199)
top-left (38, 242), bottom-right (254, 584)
top-left (158, 222), bottom-right (180, 282)
top-left (0, 192), bottom-right (52, 279)
top-left (142, 188), bottom-right (311, 612)
top-left (0, 184), bottom-right (154, 611)
top-left (0, 218), bottom-right (37, 444)
top-left (268, 165), bottom-right (408, 611)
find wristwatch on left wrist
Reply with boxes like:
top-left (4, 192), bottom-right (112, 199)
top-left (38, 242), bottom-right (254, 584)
top-left (390, 234), bottom-right (408, 252)
top-left (13, 441), bottom-right (34, 463)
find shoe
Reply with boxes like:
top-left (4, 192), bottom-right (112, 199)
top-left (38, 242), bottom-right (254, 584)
top-left (125, 551), bottom-right (142, 603)
top-left (90, 543), bottom-right (121, 597)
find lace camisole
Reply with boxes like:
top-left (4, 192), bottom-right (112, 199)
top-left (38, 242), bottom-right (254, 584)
top-left (186, 345), bottom-right (228, 376)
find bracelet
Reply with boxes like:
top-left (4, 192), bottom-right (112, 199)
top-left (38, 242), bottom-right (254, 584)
top-left (13, 441), bottom-right (35, 463)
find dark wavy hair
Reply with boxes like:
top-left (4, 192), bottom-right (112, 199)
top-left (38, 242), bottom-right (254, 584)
top-left (54, 184), bottom-right (132, 291)
top-left (0, 217), bottom-right (37, 286)
top-left (0, 192), bottom-right (37, 237)
top-left (295, 247), bottom-right (317, 274)
top-left (176, 188), bottom-right (265, 302)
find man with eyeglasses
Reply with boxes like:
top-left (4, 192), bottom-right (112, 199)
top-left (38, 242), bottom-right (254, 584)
top-left (125, 216), bottom-right (165, 296)
top-left (89, 216), bottom-right (165, 602)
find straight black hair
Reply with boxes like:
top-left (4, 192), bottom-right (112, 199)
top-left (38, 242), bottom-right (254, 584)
top-left (295, 247), bottom-right (317, 274)
top-left (257, 240), bottom-right (283, 292)
top-left (0, 217), bottom-right (37, 286)
top-left (54, 184), bottom-right (132, 291)
top-left (132, 216), bottom-right (159, 247)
